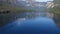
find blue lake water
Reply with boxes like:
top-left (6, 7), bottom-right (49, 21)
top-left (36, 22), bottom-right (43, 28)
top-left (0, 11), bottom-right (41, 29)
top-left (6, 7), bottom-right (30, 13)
top-left (0, 17), bottom-right (60, 34)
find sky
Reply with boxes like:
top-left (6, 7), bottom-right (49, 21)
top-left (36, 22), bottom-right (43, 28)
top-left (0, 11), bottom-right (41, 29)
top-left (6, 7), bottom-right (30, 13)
top-left (36, 0), bottom-right (53, 2)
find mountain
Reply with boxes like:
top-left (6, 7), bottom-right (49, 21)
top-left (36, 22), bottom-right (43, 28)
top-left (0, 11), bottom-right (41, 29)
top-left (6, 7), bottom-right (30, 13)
top-left (16, 1), bottom-right (47, 12)
top-left (0, 0), bottom-right (47, 12)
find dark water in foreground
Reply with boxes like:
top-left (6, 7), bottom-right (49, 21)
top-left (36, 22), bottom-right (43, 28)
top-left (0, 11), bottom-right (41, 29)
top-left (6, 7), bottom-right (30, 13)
top-left (0, 17), bottom-right (60, 34)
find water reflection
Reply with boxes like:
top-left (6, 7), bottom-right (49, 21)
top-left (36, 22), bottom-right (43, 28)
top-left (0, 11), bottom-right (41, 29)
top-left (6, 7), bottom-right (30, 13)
top-left (0, 17), bottom-right (60, 34)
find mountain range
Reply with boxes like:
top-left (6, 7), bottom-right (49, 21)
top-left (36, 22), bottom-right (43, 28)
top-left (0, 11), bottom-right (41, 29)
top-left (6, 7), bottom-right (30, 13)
top-left (0, 0), bottom-right (47, 12)
top-left (16, 1), bottom-right (47, 12)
